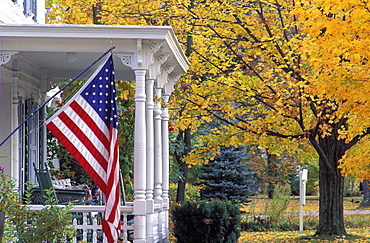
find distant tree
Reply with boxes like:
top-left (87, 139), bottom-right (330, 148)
top-left (198, 146), bottom-right (255, 204)
top-left (360, 180), bottom-right (370, 208)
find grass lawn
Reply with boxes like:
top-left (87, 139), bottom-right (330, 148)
top-left (239, 196), bottom-right (370, 242)
top-left (241, 196), bottom-right (364, 214)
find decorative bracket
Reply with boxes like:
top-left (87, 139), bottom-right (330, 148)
top-left (163, 64), bottom-right (175, 74)
top-left (115, 52), bottom-right (135, 69)
top-left (148, 41), bottom-right (164, 53)
top-left (148, 52), bottom-right (170, 80)
top-left (154, 53), bottom-right (170, 65)
top-left (164, 73), bottom-right (183, 95)
top-left (155, 64), bottom-right (176, 89)
top-left (168, 73), bottom-right (182, 83)
top-left (0, 51), bottom-right (18, 65)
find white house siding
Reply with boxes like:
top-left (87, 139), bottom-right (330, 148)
top-left (0, 0), bottom-right (45, 179)
top-left (0, 53), bottom-right (43, 181)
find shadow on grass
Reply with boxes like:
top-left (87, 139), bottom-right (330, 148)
top-left (240, 230), bottom-right (370, 242)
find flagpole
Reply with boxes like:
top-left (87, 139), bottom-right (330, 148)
top-left (0, 47), bottom-right (115, 148)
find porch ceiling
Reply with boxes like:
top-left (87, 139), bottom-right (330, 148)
top-left (0, 24), bottom-right (189, 86)
top-left (18, 51), bottom-right (136, 82)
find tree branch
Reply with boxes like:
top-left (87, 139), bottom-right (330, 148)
top-left (309, 132), bottom-right (335, 174)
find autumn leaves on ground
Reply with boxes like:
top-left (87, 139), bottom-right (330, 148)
top-left (239, 196), bottom-right (370, 242)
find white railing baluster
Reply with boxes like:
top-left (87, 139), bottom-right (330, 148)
top-left (73, 218), bottom-right (78, 243)
top-left (122, 212), bottom-right (128, 242)
top-left (161, 211), bottom-right (166, 241)
top-left (82, 213), bottom-right (88, 241)
top-left (93, 218), bottom-right (98, 243)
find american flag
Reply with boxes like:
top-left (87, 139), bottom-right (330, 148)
top-left (46, 54), bottom-right (121, 242)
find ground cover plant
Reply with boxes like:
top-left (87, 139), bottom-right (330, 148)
top-left (239, 229), bottom-right (370, 243)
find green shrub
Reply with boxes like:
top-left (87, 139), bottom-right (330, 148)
top-left (242, 184), bottom-right (294, 231)
top-left (266, 184), bottom-right (292, 224)
top-left (171, 200), bottom-right (241, 243)
top-left (5, 181), bottom-right (74, 242)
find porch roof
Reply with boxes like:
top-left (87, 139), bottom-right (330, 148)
top-left (0, 24), bottom-right (190, 87)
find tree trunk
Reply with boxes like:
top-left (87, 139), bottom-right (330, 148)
top-left (175, 128), bottom-right (191, 203)
top-left (175, 31), bottom-right (193, 203)
top-left (92, 3), bottom-right (102, 24)
top-left (176, 163), bottom-right (189, 202)
top-left (360, 180), bottom-right (370, 208)
top-left (266, 151), bottom-right (277, 199)
top-left (314, 135), bottom-right (346, 236)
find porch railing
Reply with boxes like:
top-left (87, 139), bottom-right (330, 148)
top-left (27, 203), bottom-right (168, 243)
top-left (29, 205), bottom-right (134, 243)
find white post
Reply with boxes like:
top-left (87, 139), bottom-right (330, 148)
top-left (153, 88), bottom-right (163, 206)
top-left (133, 69), bottom-right (147, 243)
top-left (41, 77), bottom-right (48, 168)
top-left (161, 95), bottom-right (170, 242)
top-left (299, 169), bottom-right (308, 233)
top-left (11, 75), bottom-right (20, 181)
top-left (153, 88), bottom-right (163, 242)
top-left (145, 78), bottom-right (155, 242)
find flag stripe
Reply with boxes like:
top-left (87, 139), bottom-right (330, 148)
top-left (57, 111), bottom-right (109, 172)
top-left (48, 114), bottom-right (108, 177)
top-left (67, 100), bottom-right (110, 160)
top-left (72, 97), bottom-right (110, 144)
top-left (105, 127), bottom-right (120, 222)
top-left (46, 121), bottom-right (107, 189)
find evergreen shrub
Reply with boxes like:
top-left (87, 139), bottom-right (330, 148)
top-left (198, 146), bottom-right (255, 204)
top-left (171, 200), bottom-right (241, 243)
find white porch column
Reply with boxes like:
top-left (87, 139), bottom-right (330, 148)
top-left (153, 87), bottom-right (163, 242)
top-left (145, 78), bottom-right (155, 243)
top-left (133, 69), bottom-right (147, 243)
top-left (41, 75), bottom-right (49, 168)
top-left (11, 73), bottom-right (20, 181)
top-left (153, 88), bottom-right (163, 206)
top-left (161, 95), bottom-right (170, 241)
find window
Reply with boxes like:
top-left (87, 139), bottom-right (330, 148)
top-left (23, 0), bottom-right (37, 22)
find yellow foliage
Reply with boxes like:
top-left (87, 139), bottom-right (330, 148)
top-left (46, 0), bottom-right (370, 179)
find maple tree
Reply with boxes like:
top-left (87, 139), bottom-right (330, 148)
top-left (45, 0), bottom-right (370, 237)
